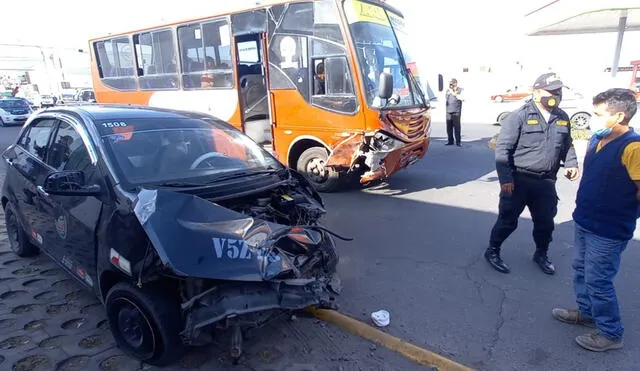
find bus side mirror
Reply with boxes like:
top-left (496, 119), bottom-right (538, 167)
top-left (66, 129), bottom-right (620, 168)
top-left (378, 72), bottom-right (393, 100)
top-left (438, 74), bottom-right (444, 92)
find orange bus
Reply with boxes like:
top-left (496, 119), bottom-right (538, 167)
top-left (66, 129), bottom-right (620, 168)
top-left (88, 0), bottom-right (442, 192)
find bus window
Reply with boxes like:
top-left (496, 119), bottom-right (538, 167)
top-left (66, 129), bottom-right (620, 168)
top-left (311, 56), bottom-right (357, 113)
top-left (94, 37), bottom-right (137, 91)
top-left (177, 19), bottom-right (234, 89)
top-left (310, 39), bottom-right (357, 114)
top-left (134, 29), bottom-right (179, 90)
top-left (268, 34), bottom-right (309, 100)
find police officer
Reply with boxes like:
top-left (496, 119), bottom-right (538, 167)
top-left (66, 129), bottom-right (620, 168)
top-left (485, 72), bottom-right (580, 275)
top-left (446, 78), bottom-right (464, 146)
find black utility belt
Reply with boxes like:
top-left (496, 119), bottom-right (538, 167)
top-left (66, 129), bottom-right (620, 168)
top-left (515, 168), bottom-right (553, 179)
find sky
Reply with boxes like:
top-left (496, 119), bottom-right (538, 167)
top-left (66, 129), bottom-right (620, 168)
top-left (1, 0), bottom-right (638, 93)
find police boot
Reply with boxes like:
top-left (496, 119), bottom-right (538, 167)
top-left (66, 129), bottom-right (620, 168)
top-left (533, 250), bottom-right (555, 275)
top-left (484, 246), bottom-right (510, 274)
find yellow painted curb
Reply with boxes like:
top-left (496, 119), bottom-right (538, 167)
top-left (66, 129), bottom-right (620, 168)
top-left (307, 308), bottom-right (475, 371)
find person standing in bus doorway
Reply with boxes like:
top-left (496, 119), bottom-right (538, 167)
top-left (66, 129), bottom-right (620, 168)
top-left (445, 78), bottom-right (464, 146)
top-left (552, 88), bottom-right (639, 352)
top-left (485, 72), bottom-right (579, 275)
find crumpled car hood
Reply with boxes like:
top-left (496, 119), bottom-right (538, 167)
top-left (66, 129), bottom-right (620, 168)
top-left (133, 188), bottom-right (322, 281)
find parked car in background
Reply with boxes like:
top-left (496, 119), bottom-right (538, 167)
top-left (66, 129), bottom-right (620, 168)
top-left (494, 86), bottom-right (592, 129)
top-left (0, 98), bottom-right (33, 126)
top-left (77, 88), bottom-right (96, 103)
top-left (490, 87), bottom-right (531, 103)
top-left (40, 95), bottom-right (56, 108)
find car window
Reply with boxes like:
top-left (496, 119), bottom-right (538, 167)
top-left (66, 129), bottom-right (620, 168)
top-left (95, 117), bottom-right (282, 186)
top-left (47, 120), bottom-right (92, 172)
top-left (20, 119), bottom-right (57, 162)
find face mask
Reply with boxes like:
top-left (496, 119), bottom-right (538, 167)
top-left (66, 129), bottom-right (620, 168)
top-left (590, 116), bottom-right (613, 139)
top-left (539, 95), bottom-right (560, 109)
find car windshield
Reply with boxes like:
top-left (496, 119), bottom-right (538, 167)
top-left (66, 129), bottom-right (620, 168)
top-left (343, 0), bottom-right (425, 108)
top-left (0, 99), bottom-right (29, 110)
top-left (96, 117), bottom-right (283, 187)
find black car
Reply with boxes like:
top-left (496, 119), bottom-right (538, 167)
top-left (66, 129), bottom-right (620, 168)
top-left (1, 105), bottom-right (344, 366)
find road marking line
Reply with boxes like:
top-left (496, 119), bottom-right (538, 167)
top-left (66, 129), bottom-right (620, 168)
top-left (307, 308), bottom-right (474, 371)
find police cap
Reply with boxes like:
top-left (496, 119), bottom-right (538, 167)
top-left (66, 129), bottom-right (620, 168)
top-left (532, 72), bottom-right (563, 91)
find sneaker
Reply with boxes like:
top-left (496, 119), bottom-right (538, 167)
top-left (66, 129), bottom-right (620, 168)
top-left (575, 331), bottom-right (623, 352)
top-left (551, 308), bottom-right (596, 328)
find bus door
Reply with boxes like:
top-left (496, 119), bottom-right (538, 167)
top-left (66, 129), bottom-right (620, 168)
top-left (231, 11), bottom-right (272, 147)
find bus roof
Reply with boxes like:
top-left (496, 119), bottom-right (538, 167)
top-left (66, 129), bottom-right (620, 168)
top-left (88, 0), bottom-right (404, 42)
top-left (88, 0), bottom-right (291, 42)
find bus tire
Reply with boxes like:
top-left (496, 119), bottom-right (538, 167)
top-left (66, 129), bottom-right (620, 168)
top-left (296, 147), bottom-right (342, 192)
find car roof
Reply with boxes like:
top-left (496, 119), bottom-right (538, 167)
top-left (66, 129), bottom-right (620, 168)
top-left (42, 104), bottom-right (222, 122)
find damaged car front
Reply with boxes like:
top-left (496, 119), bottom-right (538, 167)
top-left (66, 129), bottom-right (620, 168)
top-left (92, 112), bottom-right (347, 365)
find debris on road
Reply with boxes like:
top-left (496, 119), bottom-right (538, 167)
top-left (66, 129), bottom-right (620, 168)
top-left (371, 310), bottom-right (390, 327)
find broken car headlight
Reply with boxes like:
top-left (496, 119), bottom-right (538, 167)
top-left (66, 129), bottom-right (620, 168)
top-left (287, 227), bottom-right (323, 246)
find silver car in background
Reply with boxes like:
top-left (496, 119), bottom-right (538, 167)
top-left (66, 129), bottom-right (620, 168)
top-left (494, 87), bottom-right (592, 129)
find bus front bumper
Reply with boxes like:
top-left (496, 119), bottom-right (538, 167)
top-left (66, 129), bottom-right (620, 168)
top-left (360, 135), bottom-right (429, 183)
top-left (326, 131), bottom-right (429, 184)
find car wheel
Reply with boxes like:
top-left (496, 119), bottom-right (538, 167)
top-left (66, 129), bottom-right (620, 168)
top-left (571, 112), bottom-right (591, 130)
top-left (296, 147), bottom-right (342, 193)
top-left (494, 96), bottom-right (504, 103)
top-left (105, 283), bottom-right (184, 366)
top-left (496, 112), bottom-right (510, 125)
top-left (4, 203), bottom-right (39, 257)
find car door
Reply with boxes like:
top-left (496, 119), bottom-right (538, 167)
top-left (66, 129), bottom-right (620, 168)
top-left (7, 118), bottom-right (58, 250)
top-left (36, 118), bottom-right (104, 288)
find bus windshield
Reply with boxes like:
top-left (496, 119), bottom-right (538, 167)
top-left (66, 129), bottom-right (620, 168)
top-left (343, 0), bottom-right (425, 109)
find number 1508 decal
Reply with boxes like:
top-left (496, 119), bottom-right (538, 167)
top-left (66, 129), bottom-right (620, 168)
top-left (102, 122), bottom-right (128, 128)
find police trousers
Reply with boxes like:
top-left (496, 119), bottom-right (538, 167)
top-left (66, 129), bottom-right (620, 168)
top-left (489, 174), bottom-right (559, 251)
top-left (446, 112), bottom-right (461, 144)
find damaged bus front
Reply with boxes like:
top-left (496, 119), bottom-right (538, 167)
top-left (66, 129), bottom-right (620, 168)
top-left (324, 0), bottom-right (442, 185)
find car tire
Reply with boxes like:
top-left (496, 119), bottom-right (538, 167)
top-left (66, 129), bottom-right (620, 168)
top-left (571, 112), bottom-right (591, 130)
top-left (4, 203), bottom-right (39, 257)
top-left (496, 112), bottom-right (510, 126)
top-left (105, 282), bottom-right (184, 366)
top-left (296, 147), bottom-right (342, 193)
top-left (494, 96), bottom-right (504, 103)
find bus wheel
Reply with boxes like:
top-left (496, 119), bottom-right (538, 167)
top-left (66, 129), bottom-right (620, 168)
top-left (296, 147), bottom-right (341, 192)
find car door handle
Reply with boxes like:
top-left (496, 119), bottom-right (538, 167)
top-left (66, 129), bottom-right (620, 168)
top-left (36, 186), bottom-right (49, 197)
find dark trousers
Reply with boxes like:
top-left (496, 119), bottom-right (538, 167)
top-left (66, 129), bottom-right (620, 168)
top-left (489, 174), bottom-right (558, 252)
top-left (446, 112), bottom-right (461, 144)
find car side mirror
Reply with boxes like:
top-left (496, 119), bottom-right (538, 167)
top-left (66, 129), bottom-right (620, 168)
top-left (43, 171), bottom-right (101, 196)
top-left (377, 72), bottom-right (393, 100)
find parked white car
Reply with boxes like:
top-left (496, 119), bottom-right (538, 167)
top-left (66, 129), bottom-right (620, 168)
top-left (0, 98), bottom-right (33, 127)
top-left (494, 87), bottom-right (593, 129)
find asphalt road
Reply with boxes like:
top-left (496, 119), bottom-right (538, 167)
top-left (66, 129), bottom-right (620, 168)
top-left (2, 117), bottom-right (640, 371)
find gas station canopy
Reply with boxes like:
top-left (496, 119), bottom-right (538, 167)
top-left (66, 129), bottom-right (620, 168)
top-left (525, 0), bottom-right (640, 76)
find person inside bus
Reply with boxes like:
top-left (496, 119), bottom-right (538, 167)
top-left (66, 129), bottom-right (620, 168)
top-left (200, 56), bottom-right (216, 88)
top-left (314, 61), bottom-right (326, 95)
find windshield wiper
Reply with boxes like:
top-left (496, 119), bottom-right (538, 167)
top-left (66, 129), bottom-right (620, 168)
top-left (151, 181), bottom-right (208, 188)
top-left (208, 168), bottom-right (284, 183)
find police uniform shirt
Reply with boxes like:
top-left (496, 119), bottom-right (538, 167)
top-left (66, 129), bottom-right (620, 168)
top-left (495, 99), bottom-right (578, 184)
